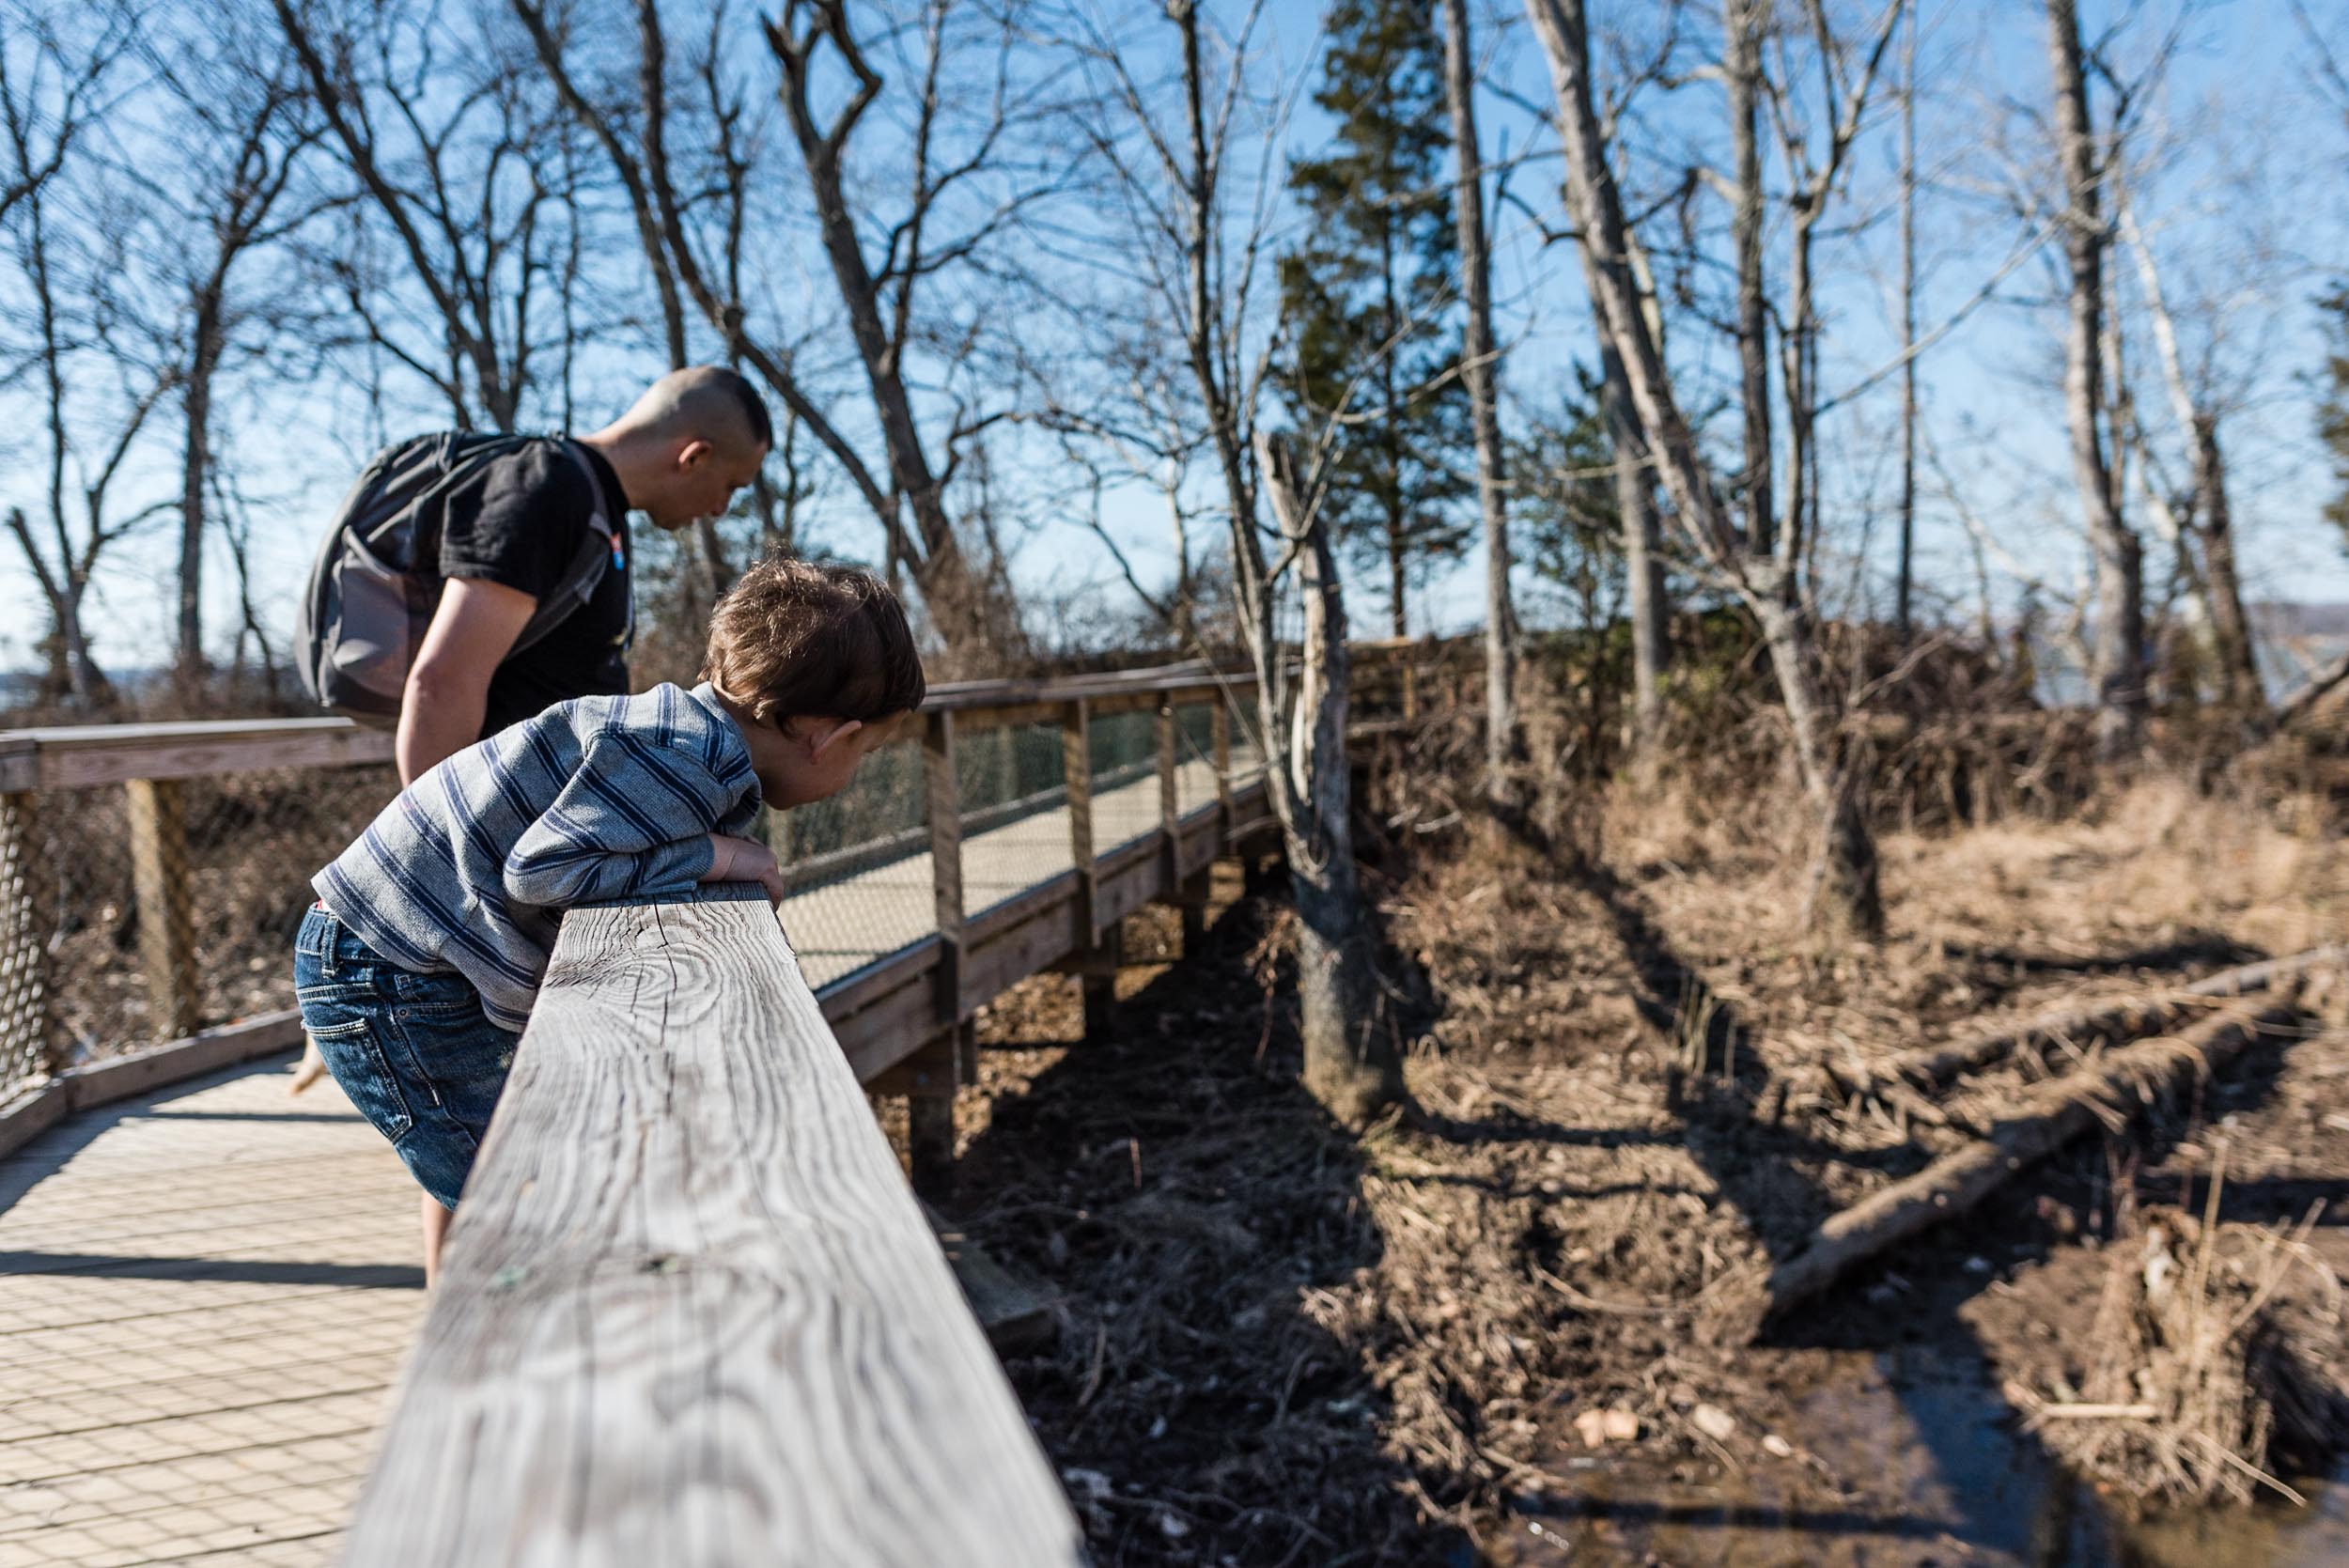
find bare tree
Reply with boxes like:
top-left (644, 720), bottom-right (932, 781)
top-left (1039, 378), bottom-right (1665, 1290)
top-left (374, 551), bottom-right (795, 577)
top-left (1040, 350), bottom-right (1212, 648)
top-left (1766, 3), bottom-right (1903, 581)
top-left (0, 0), bottom-right (117, 229)
top-left (1894, 0), bottom-right (1918, 640)
top-left (1058, 0), bottom-right (1400, 1121)
top-left (512, 0), bottom-right (1033, 656)
top-left (272, 0), bottom-right (567, 429)
top-left (0, 3), bottom-right (163, 707)
top-left (1600, 342), bottom-right (1669, 751)
top-left (504, 0), bottom-right (739, 601)
top-left (763, 0), bottom-right (1044, 660)
top-left (1439, 0), bottom-right (1520, 815)
top-left (1524, 0), bottom-right (1884, 936)
top-left (129, 22), bottom-right (321, 686)
top-left (2045, 0), bottom-right (2145, 756)
top-left (2118, 202), bottom-right (2262, 715)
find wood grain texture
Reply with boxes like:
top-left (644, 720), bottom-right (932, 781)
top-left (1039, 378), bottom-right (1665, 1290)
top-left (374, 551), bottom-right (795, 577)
top-left (124, 779), bottom-right (200, 1040)
top-left (341, 895), bottom-right (1083, 1568)
top-left (11, 717), bottom-right (392, 790)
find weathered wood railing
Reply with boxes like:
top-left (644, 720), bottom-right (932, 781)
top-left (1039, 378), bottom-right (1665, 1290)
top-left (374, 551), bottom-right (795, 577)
top-left (0, 644), bottom-right (1476, 1164)
top-left (339, 888), bottom-right (1086, 1566)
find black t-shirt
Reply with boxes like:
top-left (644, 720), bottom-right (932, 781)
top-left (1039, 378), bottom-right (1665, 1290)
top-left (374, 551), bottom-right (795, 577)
top-left (436, 438), bottom-right (634, 738)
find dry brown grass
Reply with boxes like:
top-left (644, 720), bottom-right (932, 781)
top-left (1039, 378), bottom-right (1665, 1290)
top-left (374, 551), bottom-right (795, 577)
top-left (2017, 1148), bottom-right (2347, 1508)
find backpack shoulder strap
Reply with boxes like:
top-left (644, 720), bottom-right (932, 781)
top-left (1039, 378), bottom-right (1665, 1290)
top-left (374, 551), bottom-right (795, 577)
top-left (505, 438), bottom-right (620, 659)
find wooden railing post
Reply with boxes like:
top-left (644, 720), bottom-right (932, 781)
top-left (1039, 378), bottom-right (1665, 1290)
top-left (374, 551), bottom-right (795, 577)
top-left (912, 710), bottom-right (963, 1194)
top-left (1156, 699), bottom-right (1178, 886)
top-left (1056, 698), bottom-right (1119, 1041)
top-left (1062, 699), bottom-right (1096, 940)
top-left (123, 777), bottom-right (200, 1041)
top-left (0, 789), bottom-right (57, 1082)
top-left (1212, 700), bottom-right (1234, 835)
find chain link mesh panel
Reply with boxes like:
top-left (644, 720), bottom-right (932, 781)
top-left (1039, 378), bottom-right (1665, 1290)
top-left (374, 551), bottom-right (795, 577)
top-left (0, 765), bottom-right (399, 1097)
top-left (774, 710), bottom-right (1174, 986)
top-left (1, 791), bottom-right (56, 1099)
top-left (0, 686), bottom-right (1291, 1099)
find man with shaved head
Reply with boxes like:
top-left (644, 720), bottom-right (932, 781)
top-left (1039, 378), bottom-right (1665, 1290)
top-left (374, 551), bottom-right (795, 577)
top-left (289, 366), bottom-right (772, 1101)
top-left (394, 365), bottom-right (772, 782)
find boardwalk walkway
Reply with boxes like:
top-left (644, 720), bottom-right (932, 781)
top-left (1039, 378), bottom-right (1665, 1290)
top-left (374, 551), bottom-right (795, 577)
top-left (0, 1065), bottom-right (415, 1567)
top-left (0, 760), bottom-right (1222, 1566)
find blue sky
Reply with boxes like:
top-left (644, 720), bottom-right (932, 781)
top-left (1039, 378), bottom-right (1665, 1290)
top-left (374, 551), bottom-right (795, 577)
top-left (4, 0), bottom-right (2345, 679)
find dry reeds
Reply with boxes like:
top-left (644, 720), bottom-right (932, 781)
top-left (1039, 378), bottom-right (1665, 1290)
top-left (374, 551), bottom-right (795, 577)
top-left (2018, 1146), bottom-right (2347, 1508)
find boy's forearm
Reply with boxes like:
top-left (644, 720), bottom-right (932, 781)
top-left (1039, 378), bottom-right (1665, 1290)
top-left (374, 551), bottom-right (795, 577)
top-left (504, 833), bottom-right (717, 908)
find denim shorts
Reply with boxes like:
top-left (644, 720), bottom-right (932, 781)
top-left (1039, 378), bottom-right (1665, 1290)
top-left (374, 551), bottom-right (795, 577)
top-left (293, 905), bottom-right (521, 1210)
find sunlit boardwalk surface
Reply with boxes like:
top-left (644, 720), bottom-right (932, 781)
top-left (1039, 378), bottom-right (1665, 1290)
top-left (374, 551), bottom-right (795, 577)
top-left (0, 1065), bottom-right (418, 1567)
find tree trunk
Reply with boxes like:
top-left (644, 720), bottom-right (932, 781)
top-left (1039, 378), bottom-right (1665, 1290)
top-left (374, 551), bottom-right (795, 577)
top-left (1257, 433), bottom-right (1401, 1126)
top-left (178, 287), bottom-right (225, 689)
top-left (1439, 0), bottom-right (1519, 812)
top-left (2121, 198), bottom-right (2264, 718)
top-left (1896, 0), bottom-right (1919, 642)
top-left (1750, 593), bottom-right (1883, 938)
top-left (2046, 0), bottom-right (2145, 757)
top-left (1600, 342), bottom-right (1667, 752)
top-left (1726, 0), bottom-right (1773, 558)
top-left (765, 10), bottom-right (992, 660)
top-left (1526, 0), bottom-right (1880, 936)
top-left (2190, 417), bottom-right (2263, 712)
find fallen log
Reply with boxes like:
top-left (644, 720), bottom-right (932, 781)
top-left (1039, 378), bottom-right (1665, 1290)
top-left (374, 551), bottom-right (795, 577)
top-left (1846, 943), bottom-right (2344, 1098)
top-left (1757, 995), bottom-right (2303, 1327)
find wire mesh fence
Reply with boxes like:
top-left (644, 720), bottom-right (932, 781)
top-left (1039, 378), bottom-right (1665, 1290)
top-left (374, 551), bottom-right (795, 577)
top-left (0, 678), bottom-right (1293, 1101)
top-left (773, 705), bottom-right (1215, 986)
top-left (0, 765), bottom-right (400, 1103)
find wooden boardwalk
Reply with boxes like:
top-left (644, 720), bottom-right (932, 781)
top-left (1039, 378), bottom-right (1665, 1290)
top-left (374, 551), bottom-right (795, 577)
top-left (784, 754), bottom-right (1221, 988)
top-left (0, 1064), bottom-right (419, 1567)
top-left (0, 759), bottom-right (1227, 1565)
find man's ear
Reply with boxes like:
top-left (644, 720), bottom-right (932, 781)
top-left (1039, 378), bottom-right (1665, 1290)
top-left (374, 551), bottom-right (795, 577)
top-left (676, 436), bottom-right (713, 472)
top-left (807, 718), bottom-right (864, 758)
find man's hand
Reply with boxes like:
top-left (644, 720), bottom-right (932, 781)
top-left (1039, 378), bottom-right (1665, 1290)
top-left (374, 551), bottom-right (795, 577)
top-left (703, 833), bottom-right (786, 906)
top-left (397, 577), bottom-right (537, 784)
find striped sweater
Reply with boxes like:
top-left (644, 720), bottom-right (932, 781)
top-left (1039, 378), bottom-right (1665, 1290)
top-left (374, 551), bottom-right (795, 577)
top-left (315, 681), bottom-right (762, 1031)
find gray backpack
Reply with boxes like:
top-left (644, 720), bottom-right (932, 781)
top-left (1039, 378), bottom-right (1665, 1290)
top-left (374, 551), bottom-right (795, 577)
top-left (295, 432), bottom-right (614, 728)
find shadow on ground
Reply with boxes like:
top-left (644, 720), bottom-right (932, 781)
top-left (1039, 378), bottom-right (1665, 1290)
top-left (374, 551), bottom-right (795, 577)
top-left (949, 886), bottom-right (1476, 1568)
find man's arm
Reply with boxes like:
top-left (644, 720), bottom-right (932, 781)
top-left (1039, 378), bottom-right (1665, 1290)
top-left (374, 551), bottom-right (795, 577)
top-left (395, 577), bottom-right (537, 784)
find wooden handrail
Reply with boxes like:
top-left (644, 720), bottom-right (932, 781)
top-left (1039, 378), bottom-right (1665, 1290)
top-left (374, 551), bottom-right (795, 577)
top-left (0, 641), bottom-right (1469, 793)
top-left (339, 888), bottom-right (1084, 1567)
top-left (0, 673), bottom-right (1240, 793)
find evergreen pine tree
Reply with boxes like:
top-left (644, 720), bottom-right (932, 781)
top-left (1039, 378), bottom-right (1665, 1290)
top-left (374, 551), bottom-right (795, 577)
top-left (2322, 287), bottom-right (2349, 549)
top-left (1276, 0), bottom-right (1471, 638)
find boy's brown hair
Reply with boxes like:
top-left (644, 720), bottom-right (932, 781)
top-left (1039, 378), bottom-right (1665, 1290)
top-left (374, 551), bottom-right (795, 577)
top-left (701, 557), bottom-right (926, 725)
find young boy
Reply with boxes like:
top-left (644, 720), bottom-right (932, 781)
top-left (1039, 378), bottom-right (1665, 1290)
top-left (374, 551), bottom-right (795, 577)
top-left (294, 558), bottom-right (924, 1280)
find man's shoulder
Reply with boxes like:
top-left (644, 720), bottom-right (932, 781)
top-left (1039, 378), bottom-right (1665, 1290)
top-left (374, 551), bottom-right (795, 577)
top-left (472, 436), bottom-right (598, 518)
top-left (439, 437), bottom-right (607, 587)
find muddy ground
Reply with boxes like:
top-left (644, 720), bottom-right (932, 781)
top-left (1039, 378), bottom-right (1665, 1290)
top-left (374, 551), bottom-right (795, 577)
top-left (930, 776), bottom-right (2349, 1567)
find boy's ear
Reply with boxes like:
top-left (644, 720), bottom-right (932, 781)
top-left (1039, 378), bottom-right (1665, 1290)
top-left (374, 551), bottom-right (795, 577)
top-left (807, 718), bottom-right (863, 757)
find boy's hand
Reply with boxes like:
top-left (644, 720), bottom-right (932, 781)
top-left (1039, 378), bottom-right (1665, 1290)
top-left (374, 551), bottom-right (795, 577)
top-left (703, 833), bottom-right (786, 906)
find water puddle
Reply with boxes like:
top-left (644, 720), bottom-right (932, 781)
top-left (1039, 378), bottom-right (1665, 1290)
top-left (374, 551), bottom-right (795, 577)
top-left (1487, 1351), bottom-right (2346, 1566)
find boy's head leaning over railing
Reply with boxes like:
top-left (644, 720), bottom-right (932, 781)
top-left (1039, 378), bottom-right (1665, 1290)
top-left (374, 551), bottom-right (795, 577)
top-left (700, 557), bottom-right (926, 809)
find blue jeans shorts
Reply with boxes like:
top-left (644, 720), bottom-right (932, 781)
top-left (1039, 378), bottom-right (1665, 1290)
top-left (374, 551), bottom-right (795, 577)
top-left (293, 905), bottom-right (521, 1210)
